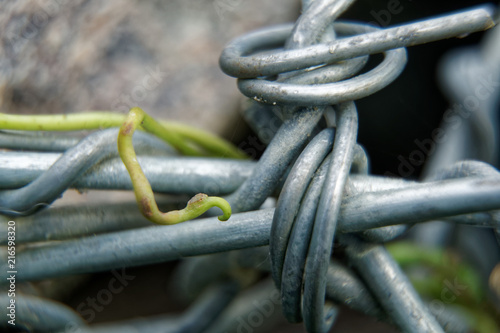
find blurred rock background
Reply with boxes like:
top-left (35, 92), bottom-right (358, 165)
top-left (0, 0), bottom-right (299, 140)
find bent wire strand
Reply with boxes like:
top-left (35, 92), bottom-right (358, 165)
top-left (280, 148), bottom-right (333, 323)
top-left (3, 163), bottom-right (500, 281)
top-left (225, 106), bottom-right (324, 213)
top-left (0, 293), bottom-right (85, 332)
top-left (0, 130), bottom-right (84, 152)
top-left (231, 2), bottom-right (385, 328)
top-left (222, 0), bottom-right (405, 216)
top-left (302, 102), bottom-right (358, 332)
top-left (411, 24), bottom-right (500, 249)
top-left (340, 234), bottom-right (445, 332)
top-left (221, 1), bottom-right (494, 331)
top-left (0, 2), bottom-right (499, 332)
top-left (0, 165), bottom-right (499, 331)
top-left (238, 22), bottom-right (408, 106)
top-left (176, 248), bottom-right (471, 331)
top-left (173, 246), bottom-right (385, 321)
top-left (6, 281), bottom-right (240, 333)
top-left (344, 119), bottom-right (447, 332)
top-left (1, 161), bottom-right (498, 245)
top-left (223, 1), bottom-right (404, 215)
top-left (249, 0), bottom-right (400, 330)
top-left (219, 5), bottom-right (496, 79)
top-left (175, 249), bottom-right (388, 327)
top-left (69, 281), bottom-right (240, 333)
top-left (0, 153), bottom-right (255, 193)
top-left (270, 128), bottom-right (335, 289)
top-left (430, 22), bottom-right (500, 171)
top-left (271, 8), bottom-right (355, 325)
top-left (0, 129), bottom-right (174, 216)
top-left (2, 169), bottom-right (498, 329)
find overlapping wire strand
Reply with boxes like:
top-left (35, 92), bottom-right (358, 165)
top-left (1, 1), bottom-right (499, 332)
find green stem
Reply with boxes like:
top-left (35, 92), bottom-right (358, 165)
top-left (161, 120), bottom-right (248, 159)
top-left (137, 111), bottom-right (201, 156)
top-left (0, 111), bottom-right (247, 159)
top-left (0, 112), bottom-right (126, 131)
top-left (117, 107), bottom-right (231, 224)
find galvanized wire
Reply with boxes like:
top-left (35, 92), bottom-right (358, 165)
top-left (219, 5), bottom-right (495, 79)
top-left (0, 294), bottom-right (85, 332)
top-left (1, 2), bottom-right (499, 333)
top-left (176, 248), bottom-right (473, 332)
top-left (0, 130), bottom-right (84, 152)
top-left (410, 22), bottom-right (500, 253)
top-left (49, 281), bottom-right (239, 333)
top-left (340, 234), bottom-right (444, 332)
top-left (0, 203), bottom-right (161, 243)
top-left (3, 167), bottom-right (499, 282)
top-left (1, 165), bottom-right (497, 244)
top-left (0, 129), bottom-right (175, 216)
top-left (0, 153), bottom-right (254, 193)
top-left (226, 106), bottom-right (324, 212)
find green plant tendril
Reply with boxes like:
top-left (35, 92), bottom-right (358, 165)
top-left (0, 111), bottom-right (247, 159)
top-left (159, 120), bottom-right (248, 159)
top-left (118, 107), bottom-right (231, 224)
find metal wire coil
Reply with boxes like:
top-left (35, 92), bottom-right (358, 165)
top-left (0, 1), bottom-right (499, 332)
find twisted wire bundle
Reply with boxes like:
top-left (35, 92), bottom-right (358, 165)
top-left (1, 1), bottom-right (499, 332)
